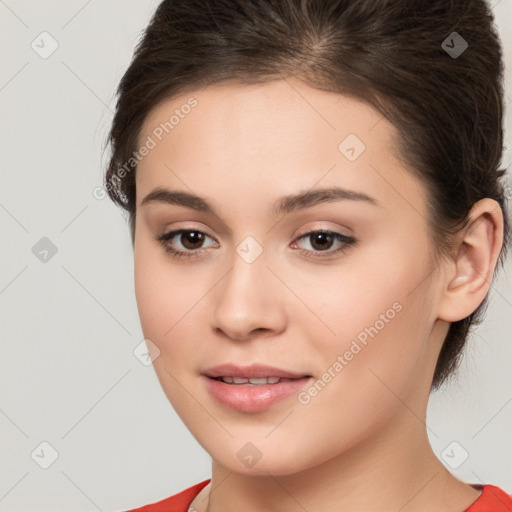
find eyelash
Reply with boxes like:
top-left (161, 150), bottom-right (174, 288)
top-left (157, 229), bottom-right (357, 260)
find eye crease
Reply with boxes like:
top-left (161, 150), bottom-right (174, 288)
top-left (156, 229), bottom-right (357, 260)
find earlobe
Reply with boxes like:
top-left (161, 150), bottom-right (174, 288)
top-left (438, 198), bottom-right (504, 322)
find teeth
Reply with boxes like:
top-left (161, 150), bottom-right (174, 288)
top-left (248, 378), bottom-right (268, 385)
top-left (219, 376), bottom-right (285, 385)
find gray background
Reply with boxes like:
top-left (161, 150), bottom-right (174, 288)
top-left (1, 1), bottom-right (511, 510)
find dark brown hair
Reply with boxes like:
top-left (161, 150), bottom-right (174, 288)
top-left (104, 0), bottom-right (509, 390)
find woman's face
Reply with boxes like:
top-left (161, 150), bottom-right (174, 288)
top-left (133, 79), bottom-right (447, 475)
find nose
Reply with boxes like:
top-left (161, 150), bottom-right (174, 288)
top-left (210, 249), bottom-right (287, 341)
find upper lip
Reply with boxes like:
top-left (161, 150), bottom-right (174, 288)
top-left (202, 363), bottom-right (310, 379)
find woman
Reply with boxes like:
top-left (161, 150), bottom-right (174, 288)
top-left (104, 0), bottom-right (512, 510)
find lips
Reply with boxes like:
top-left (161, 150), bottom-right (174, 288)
top-left (202, 363), bottom-right (312, 413)
top-left (202, 363), bottom-right (309, 380)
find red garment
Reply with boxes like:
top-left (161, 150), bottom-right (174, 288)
top-left (125, 480), bottom-right (512, 512)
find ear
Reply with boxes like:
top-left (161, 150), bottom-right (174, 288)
top-left (437, 198), bottom-right (504, 323)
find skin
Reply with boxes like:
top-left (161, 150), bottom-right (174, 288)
top-left (133, 78), bottom-right (503, 512)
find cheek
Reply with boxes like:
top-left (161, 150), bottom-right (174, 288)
top-left (264, 284), bottom-right (433, 473)
top-left (289, 235), bottom-right (435, 395)
top-left (289, 235), bottom-right (431, 342)
top-left (134, 239), bottom-right (204, 347)
top-left (133, 249), bottom-right (211, 416)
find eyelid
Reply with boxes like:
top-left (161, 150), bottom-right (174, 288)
top-left (159, 221), bottom-right (216, 236)
top-left (292, 229), bottom-right (354, 244)
top-left (292, 221), bottom-right (354, 238)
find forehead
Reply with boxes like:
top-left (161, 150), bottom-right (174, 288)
top-left (139, 79), bottom-right (391, 153)
top-left (135, 79), bottom-right (427, 218)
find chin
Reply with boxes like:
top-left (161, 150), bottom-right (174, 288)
top-left (204, 437), bottom-right (321, 477)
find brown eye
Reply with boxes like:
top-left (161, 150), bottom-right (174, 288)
top-left (180, 231), bottom-right (205, 249)
top-left (157, 229), bottom-right (218, 258)
top-left (293, 230), bottom-right (357, 259)
top-left (308, 232), bottom-right (335, 251)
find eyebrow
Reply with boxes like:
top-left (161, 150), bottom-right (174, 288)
top-left (140, 186), bottom-right (380, 215)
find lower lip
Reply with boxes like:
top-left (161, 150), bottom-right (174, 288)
top-left (203, 376), bottom-right (311, 413)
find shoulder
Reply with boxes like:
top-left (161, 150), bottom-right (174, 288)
top-left (124, 479), bottom-right (211, 512)
top-left (464, 484), bottom-right (512, 512)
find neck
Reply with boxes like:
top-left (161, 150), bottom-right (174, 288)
top-left (203, 411), bottom-right (479, 512)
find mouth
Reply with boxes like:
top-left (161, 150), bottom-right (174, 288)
top-left (210, 376), bottom-right (300, 385)
top-left (202, 363), bottom-right (311, 380)
top-left (202, 363), bottom-right (312, 412)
